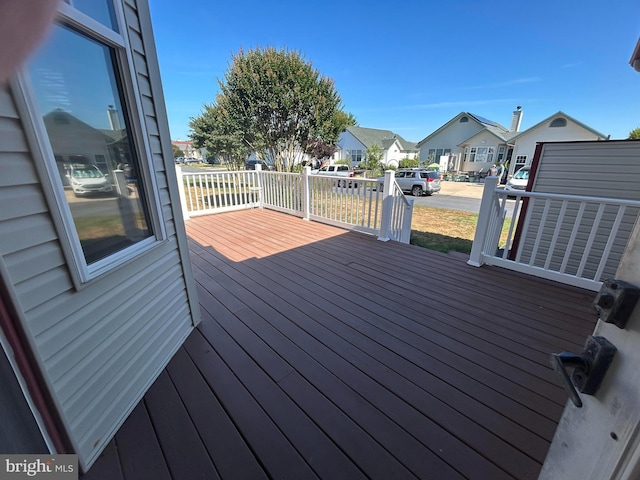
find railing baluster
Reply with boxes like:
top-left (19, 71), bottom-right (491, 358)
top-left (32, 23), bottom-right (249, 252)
top-left (544, 200), bottom-right (568, 270)
top-left (515, 197), bottom-right (536, 263)
top-left (595, 204), bottom-right (626, 281)
top-left (560, 202), bottom-right (587, 274)
top-left (577, 203), bottom-right (606, 278)
top-left (529, 198), bottom-right (552, 266)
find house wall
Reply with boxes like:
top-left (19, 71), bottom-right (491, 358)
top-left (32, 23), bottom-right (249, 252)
top-left (0, 0), bottom-right (198, 470)
top-left (337, 130), bottom-right (366, 163)
top-left (518, 140), bottom-right (640, 280)
top-left (459, 130), bottom-right (506, 173)
top-left (418, 117), bottom-right (483, 162)
top-left (383, 140), bottom-right (402, 167)
top-left (510, 118), bottom-right (604, 174)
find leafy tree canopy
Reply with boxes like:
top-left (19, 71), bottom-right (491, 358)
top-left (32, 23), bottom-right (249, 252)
top-left (189, 103), bottom-right (250, 170)
top-left (171, 143), bottom-right (183, 158)
top-left (629, 127), bottom-right (640, 140)
top-left (190, 47), bottom-right (354, 171)
top-left (362, 143), bottom-right (383, 173)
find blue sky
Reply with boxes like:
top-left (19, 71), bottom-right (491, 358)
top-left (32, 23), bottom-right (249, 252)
top-left (149, 0), bottom-right (640, 143)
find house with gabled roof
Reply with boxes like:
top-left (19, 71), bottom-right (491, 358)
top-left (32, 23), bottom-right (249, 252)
top-left (416, 107), bottom-right (607, 178)
top-left (338, 125), bottom-right (418, 168)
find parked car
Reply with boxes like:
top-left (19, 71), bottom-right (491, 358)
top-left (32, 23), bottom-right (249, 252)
top-left (505, 166), bottom-right (531, 192)
top-left (246, 159), bottom-right (275, 171)
top-left (184, 157), bottom-right (200, 165)
top-left (66, 164), bottom-right (113, 196)
top-left (379, 169), bottom-right (441, 196)
top-left (311, 164), bottom-right (356, 187)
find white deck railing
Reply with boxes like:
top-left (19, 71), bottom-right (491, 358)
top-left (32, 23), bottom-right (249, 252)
top-left (177, 166), bottom-right (413, 244)
top-left (469, 177), bottom-right (640, 290)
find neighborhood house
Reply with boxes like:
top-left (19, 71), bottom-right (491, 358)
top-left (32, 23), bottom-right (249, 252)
top-left (337, 125), bottom-right (419, 168)
top-left (416, 107), bottom-right (607, 178)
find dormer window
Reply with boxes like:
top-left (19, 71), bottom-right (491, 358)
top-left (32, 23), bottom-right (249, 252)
top-left (550, 118), bottom-right (567, 127)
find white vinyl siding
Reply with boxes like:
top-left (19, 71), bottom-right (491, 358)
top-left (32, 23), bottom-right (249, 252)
top-left (0, 0), bottom-right (198, 471)
top-left (518, 141), bottom-right (640, 281)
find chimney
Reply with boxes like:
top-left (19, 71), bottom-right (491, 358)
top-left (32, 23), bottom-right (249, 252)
top-left (107, 104), bottom-right (122, 131)
top-left (510, 106), bottom-right (523, 132)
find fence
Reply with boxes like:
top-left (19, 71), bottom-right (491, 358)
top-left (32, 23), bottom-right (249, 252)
top-left (469, 177), bottom-right (640, 290)
top-left (177, 166), bottom-right (413, 244)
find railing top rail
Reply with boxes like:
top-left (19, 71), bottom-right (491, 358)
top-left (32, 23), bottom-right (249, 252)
top-left (496, 189), bottom-right (640, 207)
top-left (308, 173), bottom-right (377, 181)
top-left (181, 170), bottom-right (254, 175)
top-left (391, 182), bottom-right (411, 208)
top-left (262, 170), bottom-right (299, 177)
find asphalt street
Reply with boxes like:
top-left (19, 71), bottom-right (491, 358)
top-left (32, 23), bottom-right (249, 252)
top-left (413, 180), bottom-right (517, 217)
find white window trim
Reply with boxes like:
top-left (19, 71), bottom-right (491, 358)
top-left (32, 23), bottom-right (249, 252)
top-left (11, 1), bottom-right (167, 288)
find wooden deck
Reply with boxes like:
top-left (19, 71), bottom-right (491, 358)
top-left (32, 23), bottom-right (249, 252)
top-left (82, 209), bottom-right (597, 480)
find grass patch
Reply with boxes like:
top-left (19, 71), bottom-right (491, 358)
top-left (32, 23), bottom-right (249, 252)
top-left (410, 205), bottom-right (477, 253)
top-left (411, 205), bottom-right (511, 254)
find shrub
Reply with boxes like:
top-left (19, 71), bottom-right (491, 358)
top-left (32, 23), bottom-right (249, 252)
top-left (399, 158), bottom-right (418, 168)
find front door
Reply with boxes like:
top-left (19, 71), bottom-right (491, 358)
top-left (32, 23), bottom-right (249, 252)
top-left (540, 221), bottom-right (640, 479)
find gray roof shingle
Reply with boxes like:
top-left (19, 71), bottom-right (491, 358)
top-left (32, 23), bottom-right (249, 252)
top-left (346, 126), bottom-right (418, 152)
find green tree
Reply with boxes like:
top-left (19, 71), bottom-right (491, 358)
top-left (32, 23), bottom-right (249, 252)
top-left (171, 143), bottom-right (183, 159)
top-left (629, 127), bottom-right (640, 140)
top-left (191, 47), bottom-right (352, 172)
top-left (362, 143), bottom-right (383, 173)
top-left (189, 103), bottom-right (251, 170)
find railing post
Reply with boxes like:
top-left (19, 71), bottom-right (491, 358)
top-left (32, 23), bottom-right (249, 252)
top-left (378, 170), bottom-right (394, 242)
top-left (175, 164), bottom-right (190, 220)
top-left (302, 166), bottom-right (311, 221)
top-left (254, 163), bottom-right (263, 209)
top-left (468, 176), bottom-right (498, 266)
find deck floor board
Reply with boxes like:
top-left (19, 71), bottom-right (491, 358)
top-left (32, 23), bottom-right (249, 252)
top-left (83, 209), bottom-right (598, 480)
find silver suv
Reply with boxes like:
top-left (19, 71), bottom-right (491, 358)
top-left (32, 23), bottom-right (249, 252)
top-left (392, 169), bottom-right (441, 196)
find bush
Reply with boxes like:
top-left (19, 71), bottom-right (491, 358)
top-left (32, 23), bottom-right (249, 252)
top-left (399, 158), bottom-right (418, 168)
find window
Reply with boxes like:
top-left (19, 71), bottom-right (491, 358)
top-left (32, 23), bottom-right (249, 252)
top-left (23, 3), bottom-right (162, 282)
top-left (464, 146), bottom-right (494, 162)
top-left (427, 148), bottom-right (451, 163)
top-left (514, 155), bottom-right (528, 170)
top-left (460, 116), bottom-right (469, 123)
top-left (550, 118), bottom-right (567, 128)
top-left (350, 150), bottom-right (362, 163)
top-left (497, 145), bottom-right (505, 162)
top-left (64, 0), bottom-right (119, 31)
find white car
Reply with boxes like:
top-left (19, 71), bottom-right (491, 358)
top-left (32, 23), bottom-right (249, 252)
top-left (505, 166), bottom-right (530, 192)
top-left (67, 165), bottom-right (113, 196)
top-left (311, 164), bottom-right (356, 187)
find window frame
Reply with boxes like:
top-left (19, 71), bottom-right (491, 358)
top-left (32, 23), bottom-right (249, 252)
top-left (514, 154), bottom-right (528, 171)
top-left (12, 1), bottom-right (167, 287)
top-left (464, 145), bottom-right (495, 163)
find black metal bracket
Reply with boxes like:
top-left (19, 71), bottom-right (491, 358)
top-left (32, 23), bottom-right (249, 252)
top-left (550, 336), bottom-right (617, 408)
top-left (593, 279), bottom-right (640, 329)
